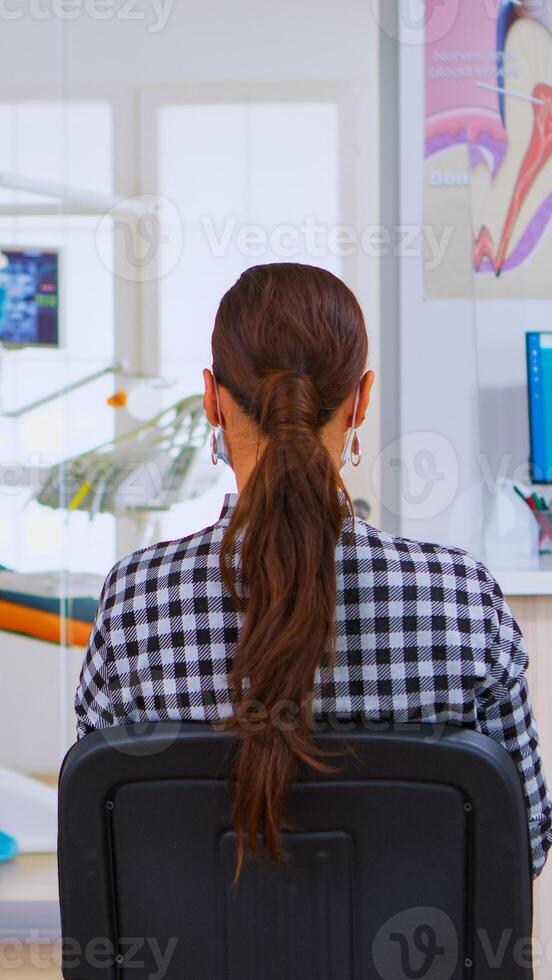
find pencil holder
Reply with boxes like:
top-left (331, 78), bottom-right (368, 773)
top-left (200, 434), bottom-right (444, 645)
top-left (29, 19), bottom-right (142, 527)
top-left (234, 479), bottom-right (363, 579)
top-left (534, 511), bottom-right (552, 555)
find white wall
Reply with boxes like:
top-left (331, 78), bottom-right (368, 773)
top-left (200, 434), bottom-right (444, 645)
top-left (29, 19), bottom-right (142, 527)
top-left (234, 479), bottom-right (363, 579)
top-left (1, 1), bottom-right (378, 86)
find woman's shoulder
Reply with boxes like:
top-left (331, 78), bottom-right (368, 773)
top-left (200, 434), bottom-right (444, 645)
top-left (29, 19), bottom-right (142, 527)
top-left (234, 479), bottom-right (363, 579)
top-left (346, 517), bottom-right (499, 597)
top-left (99, 516), bottom-right (227, 605)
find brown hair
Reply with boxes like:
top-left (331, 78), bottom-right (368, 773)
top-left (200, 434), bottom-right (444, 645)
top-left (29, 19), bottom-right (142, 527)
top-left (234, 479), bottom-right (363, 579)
top-left (212, 263), bottom-right (368, 875)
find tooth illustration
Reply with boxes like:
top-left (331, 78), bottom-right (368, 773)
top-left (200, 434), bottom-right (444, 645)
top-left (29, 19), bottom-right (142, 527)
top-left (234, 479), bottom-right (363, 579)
top-left (473, 18), bottom-right (552, 275)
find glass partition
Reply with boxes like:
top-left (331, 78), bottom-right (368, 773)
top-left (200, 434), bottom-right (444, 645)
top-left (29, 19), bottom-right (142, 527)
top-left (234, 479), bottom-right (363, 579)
top-left (1, 51), bottom-right (372, 783)
top-left (0, 98), bottom-right (116, 773)
top-left (0, 7), bottom-right (380, 962)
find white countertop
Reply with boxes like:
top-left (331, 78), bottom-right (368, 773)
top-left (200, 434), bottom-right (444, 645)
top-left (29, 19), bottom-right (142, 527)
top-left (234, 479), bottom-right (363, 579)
top-left (490, 555), bottom-right (552, 596)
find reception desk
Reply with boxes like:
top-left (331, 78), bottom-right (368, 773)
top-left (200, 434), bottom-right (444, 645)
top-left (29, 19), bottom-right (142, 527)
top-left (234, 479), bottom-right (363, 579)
top-left (492, 563), bottom-right (552, 978)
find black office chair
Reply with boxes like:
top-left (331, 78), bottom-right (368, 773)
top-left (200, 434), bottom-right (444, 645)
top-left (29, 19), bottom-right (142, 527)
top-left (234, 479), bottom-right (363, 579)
top-left (58, 722), bottom-right (533, 979)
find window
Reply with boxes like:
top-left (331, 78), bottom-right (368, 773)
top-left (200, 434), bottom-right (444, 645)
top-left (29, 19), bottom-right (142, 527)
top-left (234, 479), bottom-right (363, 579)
top-left (156, 98), bottom-right (341, 537)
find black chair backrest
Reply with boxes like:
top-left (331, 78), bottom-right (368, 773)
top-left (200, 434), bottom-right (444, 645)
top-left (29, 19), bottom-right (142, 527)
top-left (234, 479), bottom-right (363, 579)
top-left (58, 723), bottom-right (532, 980)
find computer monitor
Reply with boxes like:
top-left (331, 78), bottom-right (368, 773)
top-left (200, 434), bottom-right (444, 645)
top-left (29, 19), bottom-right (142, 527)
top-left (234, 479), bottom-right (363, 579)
top-left (527, 332), bottom-right (552, 484)
top-left (0, 248), bottom-right (61, 348)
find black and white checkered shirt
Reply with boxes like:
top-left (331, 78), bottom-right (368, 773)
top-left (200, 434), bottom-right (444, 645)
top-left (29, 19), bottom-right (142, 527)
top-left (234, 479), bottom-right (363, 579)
top-left (76, 493), bottom-right (552, 877)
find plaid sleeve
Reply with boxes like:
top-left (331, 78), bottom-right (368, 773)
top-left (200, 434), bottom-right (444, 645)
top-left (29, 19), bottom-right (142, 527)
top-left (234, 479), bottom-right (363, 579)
top-left (74, 576), bottom-right (115, 739)
top-left (476, 566), bottom-right (552, 878)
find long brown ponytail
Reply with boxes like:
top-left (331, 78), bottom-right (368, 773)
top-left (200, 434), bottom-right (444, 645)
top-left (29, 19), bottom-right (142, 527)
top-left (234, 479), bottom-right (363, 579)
top-left (212, 263), bottom-right (368, 875)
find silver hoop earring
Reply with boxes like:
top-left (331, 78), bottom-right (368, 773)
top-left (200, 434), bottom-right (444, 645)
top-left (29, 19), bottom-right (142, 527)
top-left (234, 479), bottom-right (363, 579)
top-left (351, 431), bottom-right (362, 468)
top-left (210, 429), bottom-right (218, 466)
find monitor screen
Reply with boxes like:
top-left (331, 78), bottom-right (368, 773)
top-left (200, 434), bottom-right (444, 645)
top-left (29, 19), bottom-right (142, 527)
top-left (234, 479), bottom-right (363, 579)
top-left (527, 332), bottom-right (552, 483)
top-left (0, 248), bottom-right (60, 348)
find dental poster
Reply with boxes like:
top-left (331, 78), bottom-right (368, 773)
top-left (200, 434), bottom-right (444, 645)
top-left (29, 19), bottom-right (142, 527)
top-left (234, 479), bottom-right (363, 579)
top-left (424, 0), bottom-right (552, 299)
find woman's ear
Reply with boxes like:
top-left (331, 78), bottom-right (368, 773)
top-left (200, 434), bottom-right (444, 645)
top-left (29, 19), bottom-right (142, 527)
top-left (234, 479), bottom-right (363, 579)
top-left (355, 371), bottom-right (375, 427)
top-left (203, 368), bottom-right (220, 427)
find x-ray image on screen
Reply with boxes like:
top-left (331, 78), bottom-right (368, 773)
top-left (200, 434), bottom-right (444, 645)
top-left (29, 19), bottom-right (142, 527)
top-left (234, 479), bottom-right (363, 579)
top-left (0, 249), bottom-right (60, 347)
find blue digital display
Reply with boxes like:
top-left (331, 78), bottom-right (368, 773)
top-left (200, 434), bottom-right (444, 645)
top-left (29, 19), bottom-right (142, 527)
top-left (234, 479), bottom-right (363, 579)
top-left (0, 248), bottom-right (60, 347)
top-left (527, 332), bottom-right (552, 483)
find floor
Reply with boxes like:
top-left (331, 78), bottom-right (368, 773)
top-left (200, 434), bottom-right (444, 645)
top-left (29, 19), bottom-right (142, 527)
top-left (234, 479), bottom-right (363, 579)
top-left (0, 853), bottom-right (58, 902)
top-left (4, 949), bottom-right (61, 979)
top-left (0, 853), bottom-right (61, 978)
